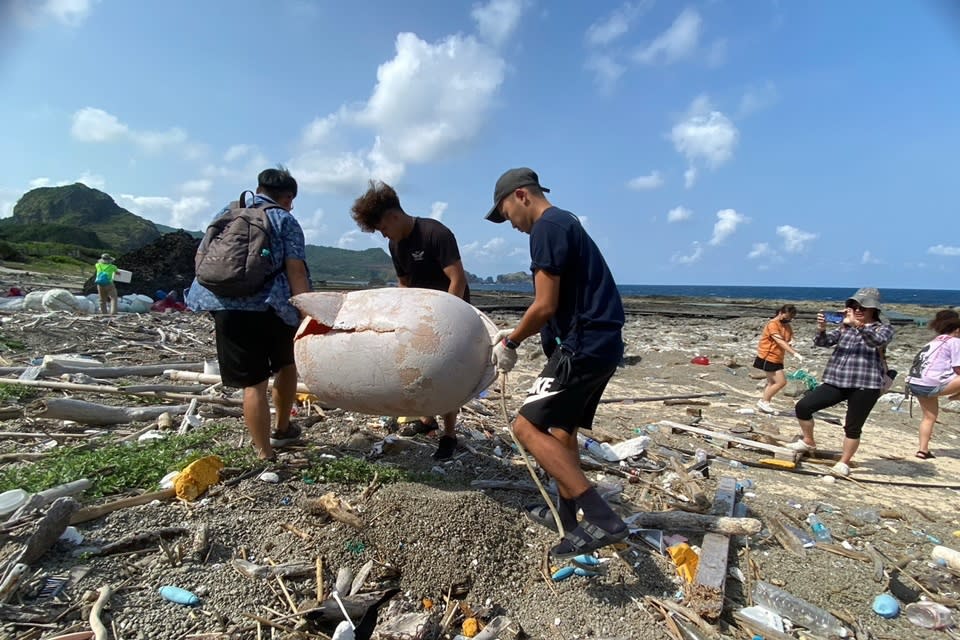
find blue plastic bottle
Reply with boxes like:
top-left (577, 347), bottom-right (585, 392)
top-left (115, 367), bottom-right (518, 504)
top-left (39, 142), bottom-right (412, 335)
top-left (158, 585), bottom-right (200, 606)
top-left (807, 514), bottom-right (833, 543)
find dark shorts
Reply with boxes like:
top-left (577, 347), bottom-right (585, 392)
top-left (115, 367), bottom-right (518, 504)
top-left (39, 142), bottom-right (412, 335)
top-left (213, 310), bottom-right (297, 388)
top-left (753, 356), bottom-right (784, 372)
top-left (518, 349), bottom-right (617, 434)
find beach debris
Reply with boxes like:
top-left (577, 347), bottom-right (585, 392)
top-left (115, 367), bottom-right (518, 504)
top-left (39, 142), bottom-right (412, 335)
top-left (174, 455), bottom-right (224, 500)
top-left (90, 584), bottom-right (113, 640)
top-left (158, 585), bottom-right (200, 606)
top-left (70, 488), bottom-right (176, 524)
top-left (872, 593), bottom-right (900, 618)
top-left (687, 477), bottom-right (738, 619)
top-left (292, 288), bottom-right (498, 416)
top-left (82, 527), bottom-right (187, 557)
top-left (304, 493), bottom-right (365, 529)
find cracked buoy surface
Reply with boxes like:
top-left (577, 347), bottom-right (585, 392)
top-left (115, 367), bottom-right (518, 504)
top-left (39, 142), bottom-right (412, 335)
top-left (292, 288), bottom-right (497, 416)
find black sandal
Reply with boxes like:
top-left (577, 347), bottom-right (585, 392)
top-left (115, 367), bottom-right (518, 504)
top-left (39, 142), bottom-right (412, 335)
top-left (916, 450), bottom-right (936, 459)
top-left (549, 520), bottom-right (628, 560)
top-left (523, 503), bottom-right (559, 532)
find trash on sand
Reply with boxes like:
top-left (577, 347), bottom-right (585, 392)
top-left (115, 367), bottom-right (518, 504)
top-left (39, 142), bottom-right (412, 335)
top-left (904, 601), bottom-right (953, 629)
top-left (752, 581), bottom-right (849, 638)
top-left (667, 543), bottom-right (699, 583)
top-left (174, 455), bottom-right (224, 501)
top-left (158, 585), bottom-right (200, 606)
top-left (872, 593), bottom-right (899, 618)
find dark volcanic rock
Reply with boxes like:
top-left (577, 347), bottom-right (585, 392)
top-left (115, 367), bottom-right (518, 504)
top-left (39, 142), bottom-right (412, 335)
top-left (83, 231), bottom-right (200, 297)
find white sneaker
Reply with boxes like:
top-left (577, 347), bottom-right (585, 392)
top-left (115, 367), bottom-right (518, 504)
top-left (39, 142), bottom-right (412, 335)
top-left (757, 400), bottom-right (776, 414)
top-left (785, 439), bottom-right (815, 454)
top-left (830, 462), bottom-right (850, 477)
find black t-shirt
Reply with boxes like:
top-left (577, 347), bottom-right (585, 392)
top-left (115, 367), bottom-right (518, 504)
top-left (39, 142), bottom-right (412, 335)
top-left (529, 207), bottom-right (624, 363)
top-left (390, 217), bottom-right (470, 303)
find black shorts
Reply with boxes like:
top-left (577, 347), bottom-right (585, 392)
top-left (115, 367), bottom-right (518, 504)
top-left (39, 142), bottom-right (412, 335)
top-left (753, 356), bottom-right (784, 372)
top-left (212, 310), bottom-right (297, 388)
top-left (518, 349), bottom-right (617, 434)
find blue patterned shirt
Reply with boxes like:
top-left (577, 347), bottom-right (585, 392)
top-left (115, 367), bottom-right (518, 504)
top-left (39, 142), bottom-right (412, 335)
top-left (814, 322), bottom-right (895, 389)
top-left (186, 194), bottom-right (308, 326)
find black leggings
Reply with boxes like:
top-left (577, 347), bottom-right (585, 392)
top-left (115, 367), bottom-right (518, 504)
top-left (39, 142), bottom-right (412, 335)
top-left (794, 383), bottom-right (881, 439)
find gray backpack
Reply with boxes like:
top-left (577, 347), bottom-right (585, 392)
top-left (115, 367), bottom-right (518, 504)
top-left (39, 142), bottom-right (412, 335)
top-left (194, 191), bottom-right (284, 297)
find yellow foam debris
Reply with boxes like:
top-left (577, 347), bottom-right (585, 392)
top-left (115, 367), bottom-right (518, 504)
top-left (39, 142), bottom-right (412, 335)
top-left (174, 455), bottom-right (224, 501)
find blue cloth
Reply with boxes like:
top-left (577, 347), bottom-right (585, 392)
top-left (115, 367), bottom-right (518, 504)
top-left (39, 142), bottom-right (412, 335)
top-left (814, 322), bottom-right (895, 389)
top-left (186, 194), bottom-right (308, 326)
top-left (528, 207), bottom-right (624, 363)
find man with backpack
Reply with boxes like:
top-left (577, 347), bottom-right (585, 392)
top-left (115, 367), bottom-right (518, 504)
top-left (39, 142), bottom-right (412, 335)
top-left (187, 166), bottom-right (311, 460)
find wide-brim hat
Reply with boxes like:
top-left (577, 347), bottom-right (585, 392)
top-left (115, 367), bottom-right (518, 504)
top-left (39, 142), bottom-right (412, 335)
top-left (846, 287), bottom-right (882, 313)
top-left (100, 254), bottom-right (114, 262)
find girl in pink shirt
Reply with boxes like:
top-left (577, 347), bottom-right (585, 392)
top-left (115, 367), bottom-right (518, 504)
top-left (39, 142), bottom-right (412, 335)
top-left (906, 311), bottom-right (960, 459)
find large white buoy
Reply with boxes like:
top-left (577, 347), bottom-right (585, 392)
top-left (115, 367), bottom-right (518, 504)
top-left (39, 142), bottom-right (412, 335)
top-left (292, 289), bottom-right (498, 416)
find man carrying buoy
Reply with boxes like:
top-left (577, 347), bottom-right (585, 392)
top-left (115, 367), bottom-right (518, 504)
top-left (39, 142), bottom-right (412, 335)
top-left (485, 167), bottom-right (628, 559)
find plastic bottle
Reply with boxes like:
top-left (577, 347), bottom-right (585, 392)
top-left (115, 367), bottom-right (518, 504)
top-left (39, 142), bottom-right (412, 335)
top-left (931, 545), bottom-right (960, 571)
top-left (158, 585), bottom-right (200, 606)
top-left (807, 513), bottom-right (833, 543)
top-left (728, 460), bottom-right (744, 469)
top-left (752, 581), bottom-right (849, 638)
top-left (576, 433), bottom-right (618, 462)
top-left (695, 448), bottom-right (708, 464)
top-left (903, 601), bottom-right (953, 629)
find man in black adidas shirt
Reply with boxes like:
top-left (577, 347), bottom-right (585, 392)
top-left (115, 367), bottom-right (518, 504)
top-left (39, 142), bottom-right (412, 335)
top-left (351, 181), bottom-right (470, 460)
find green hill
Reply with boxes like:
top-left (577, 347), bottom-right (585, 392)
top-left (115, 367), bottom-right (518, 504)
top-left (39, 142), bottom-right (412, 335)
top-left (8, 183), bottom-right (160, 252)
top-left (304, 245), bottom-right (395, 283)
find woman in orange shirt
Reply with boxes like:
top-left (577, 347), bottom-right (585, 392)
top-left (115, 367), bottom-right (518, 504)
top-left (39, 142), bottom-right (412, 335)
top-left (754, 304), bottom-right (803, 414)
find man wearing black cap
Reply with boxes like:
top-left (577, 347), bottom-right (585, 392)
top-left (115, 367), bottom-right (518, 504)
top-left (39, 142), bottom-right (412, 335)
top-left (485, 167), bottom-right (628, 559)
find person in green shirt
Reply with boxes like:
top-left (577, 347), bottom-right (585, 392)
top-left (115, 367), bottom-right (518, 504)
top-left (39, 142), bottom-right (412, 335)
top-left (94, 253), bottom-right (118, 315)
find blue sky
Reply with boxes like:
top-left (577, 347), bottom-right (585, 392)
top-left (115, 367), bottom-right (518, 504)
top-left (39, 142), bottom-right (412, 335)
top-left (1, 0), bottom-right (958, 288)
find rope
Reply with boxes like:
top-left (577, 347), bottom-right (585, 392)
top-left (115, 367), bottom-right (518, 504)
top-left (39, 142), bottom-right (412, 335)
top-left (498, 371), bottom-right (565, 537)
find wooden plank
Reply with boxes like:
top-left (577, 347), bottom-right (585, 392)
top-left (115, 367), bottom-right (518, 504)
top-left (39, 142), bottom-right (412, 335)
top-left (658, 420), bottom-right (799, 462)
top-left (687, 476), bottom-right (737, 620)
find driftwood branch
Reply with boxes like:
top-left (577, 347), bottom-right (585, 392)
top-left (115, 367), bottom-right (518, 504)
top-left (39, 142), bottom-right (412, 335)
top-left (165, 369), bottom-right (313, 394)
top-left (600, 392), bottom-right (725, 404)
top-left (29, 398), bottom-right (192, 426)
top-left (90, 584), bottom-right (113, 640)
top-left (0, 377), bottom-right (242, 406)
top-left (20, 497), bottom-right (79, 565)
top-left (86, 527), bottom-right (188, 556)
top-left (41, 361), bottom-right (203, 379)
top-left (626, 511), bottom-right (760, 535)
top-left (71, 488), bottom-right (176, 524)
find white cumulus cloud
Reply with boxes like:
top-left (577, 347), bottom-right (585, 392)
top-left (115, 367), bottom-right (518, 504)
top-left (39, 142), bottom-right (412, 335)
top-left (634, 7), bottom-right (702, 65)
top-left (180, 179), bottom-right (212, 194)
top-left (71, 107), bottom-right (191, 154)
top-left (710, 209), bottom-right (747, 245)
top-left (294, 13), bottom-right (515, 194)
top-left (667, 206), bottom-right (691, 223)
top-left (671, 96), bottom-right (739, 171)
top-left (71, 107), bottom-right (127, 142)
top-left (672, 241), bottom-right (703, 265)
top-left (928, 244), bottom-right (960, 256)
top-left (117, 193), bottom-right (211, 231)
top-left (585, 54), bottom-right (626, 93)
top-left (462, 237), bottom-right (509, 260)
top-left (471, 0), bottom-right (527, 47)
top-left (683, 167), bottom-right (697, 189)
top-left (28, 172), bottom-right (105, 190)
top-left (748, 242), bottom-right (775, 259)
top-left (776, 225), bottom-right (817, 253)
top-left (9, 0), bottom-right (95, 27)
top-left (861, 250), bottom-right (881, 265)
top-left (585, 1), bottom-right (648, 47)
top-left (429, 202), bottom-right (448, 221)
top-left (626, 171), bottom-right (663, 191)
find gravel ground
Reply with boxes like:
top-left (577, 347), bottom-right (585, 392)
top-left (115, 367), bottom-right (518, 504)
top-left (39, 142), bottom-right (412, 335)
top-left (0, 297), bottom-right (958, 639)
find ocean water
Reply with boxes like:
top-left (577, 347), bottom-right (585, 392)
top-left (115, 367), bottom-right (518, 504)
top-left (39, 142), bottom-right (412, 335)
top-left (473, 283), bottom-right (960, 307)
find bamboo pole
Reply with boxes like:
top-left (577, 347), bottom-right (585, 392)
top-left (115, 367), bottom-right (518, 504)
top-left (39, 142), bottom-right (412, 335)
top-left (0, 377), bottom-right (242, 406)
